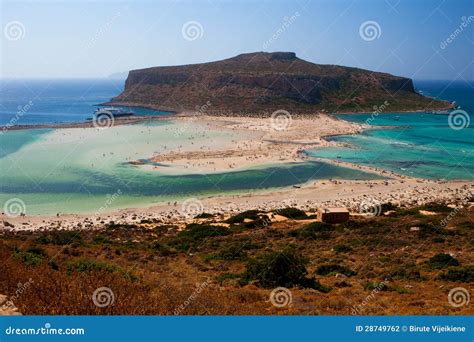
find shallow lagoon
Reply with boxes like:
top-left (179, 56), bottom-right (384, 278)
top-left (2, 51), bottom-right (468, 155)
top-left (0, 121), bottom-right (381, 214)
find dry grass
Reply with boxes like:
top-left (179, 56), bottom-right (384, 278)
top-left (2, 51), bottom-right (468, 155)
top-left (0, 203), bottom-right (472, 315)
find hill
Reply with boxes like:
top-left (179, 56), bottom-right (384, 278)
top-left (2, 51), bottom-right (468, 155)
top-left (107, 52), bottom-right (451, 114)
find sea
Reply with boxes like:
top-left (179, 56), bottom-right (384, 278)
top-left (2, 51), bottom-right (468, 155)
top-left (0, 79), bottom-right (472, 214)
top-left (306, 80), bottom-right (474, 181)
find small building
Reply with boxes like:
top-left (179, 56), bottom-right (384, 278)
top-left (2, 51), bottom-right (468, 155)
top-left (317, 207), bottom-right (349, 224)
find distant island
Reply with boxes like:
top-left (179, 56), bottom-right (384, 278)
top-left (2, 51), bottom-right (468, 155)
top-left (107, 52), bottom-right (451, 114)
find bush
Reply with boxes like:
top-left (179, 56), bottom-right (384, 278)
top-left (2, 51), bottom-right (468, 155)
top-left (274, 208), bottom-right (308, 220)
top-left (170, 224), bottom-right (229, 251)
top-left (334, 244), bottom-right (352, 253)
top-left (225, 210), bottom-right (262, 224)
top-left (289, 222), bottom-right (333, 239)
top-left (194, 212), bottom-right (215, 219)
top-left (150, 242), bottom-right (176, 256)
top-left (212, 245), bottom-right (247, 261)
top-left (438, 266), bottom-right (474, 282)
top-left (315, 264), bottom-right (357, 277)
top-left (14, 249), bottom-right (45, 267)
top-left (37, 230), bottom-right (84, 246)
top-left (66, 258), bottom-right (118, 274)
top-left (240, 250), bottom-right (330, 292)
top-left (427, 253), bottom-right (460, 269)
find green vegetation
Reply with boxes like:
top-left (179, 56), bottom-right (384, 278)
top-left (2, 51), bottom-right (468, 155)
top-left (241, 250), bottom-right (330, 292)
top-left (333, 244), bottom-right (352, 253)
top-left (438, 266), bottom-right (474, 282)
top-left (315, 264), bottom-right (357, 277)
top-left (194, 212), bottom-right (215, 219)
top-left (274, 207), bottom-right (308, 220)
top-left (289, 222), bottom-right (333, 239)
top-left (225, 210), bottom-right (264, 224)
top-left (36, 230), bottom-right (84, 246)
top-left (426, 253), bottom-right (460, 269)
top-left (170, 223), bottom-right (230, 251)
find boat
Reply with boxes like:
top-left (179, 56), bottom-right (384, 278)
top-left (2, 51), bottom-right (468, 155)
top-left (431, 110), bottom-right (450, 115)
top-left (394, 116), bottom-right (400, 121)
top-left (93, 107), bottom-right (135, 119)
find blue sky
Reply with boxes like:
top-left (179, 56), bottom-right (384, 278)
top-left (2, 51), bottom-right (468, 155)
top-left (1, 0), bottom-right (473, 80)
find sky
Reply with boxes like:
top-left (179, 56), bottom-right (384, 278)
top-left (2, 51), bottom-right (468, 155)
top-left (1, 0), bottom-right (473, 81)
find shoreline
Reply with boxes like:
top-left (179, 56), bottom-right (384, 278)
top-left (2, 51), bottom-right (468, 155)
top-left (1, 110), bottom-right (472, 227)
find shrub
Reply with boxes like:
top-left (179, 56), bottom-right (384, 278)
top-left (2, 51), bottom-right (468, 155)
top-left (212, 245), bottom-right (247, 261)
top-left (334, 244), bottom-right (352, 253)
top-left (170, 224), bottom-right (229, 251)
top-left (194, 212), bottom-right (214, 219)
top-left (438, 266), bottom-right (474, 282)
top-left (274, 207), bottom-right (308, 220)
top-left (14, 249), bottom-right (45, 267)
top-left (66, 258), bottom-right (118, 274)
top-left (289, 222), bottom-right (333, 239)
top-left (426, 253), bottom-right (460, 269)
top-left (225, 210), bottom-right (262, 224)
top-left (36, 230), bottom-right (84, 246)
top-left (240, 250), bottom-right (330, 292)
top-left (150, 242), bottom-right (176, 256)
top-left (315, 264), bottom-right (357, 277)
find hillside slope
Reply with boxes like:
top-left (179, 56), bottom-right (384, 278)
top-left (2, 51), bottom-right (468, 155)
top-left (108, 52), bottom-right (450, 114)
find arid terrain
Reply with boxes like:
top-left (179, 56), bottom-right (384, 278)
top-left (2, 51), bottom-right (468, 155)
top-left (1, 201), bottom-right (472, 315)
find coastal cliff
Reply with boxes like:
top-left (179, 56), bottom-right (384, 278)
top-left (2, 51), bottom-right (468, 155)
top-left (108, 52), bottom-right (450, 114)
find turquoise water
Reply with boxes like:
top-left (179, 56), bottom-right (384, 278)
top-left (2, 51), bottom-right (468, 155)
top-left (1, 79), bottom-right (472, 214)
top-left (0, 79), bottom-right (171, 125)
top-left (307, 81), bottom-right (474, 180)
top-left (0, 121), bottom-right (380, 214)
